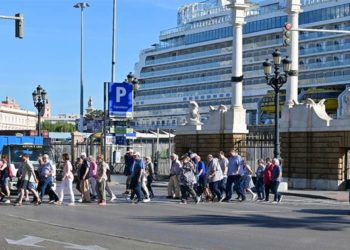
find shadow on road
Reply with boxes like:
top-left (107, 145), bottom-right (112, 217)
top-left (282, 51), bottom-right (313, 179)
top-left (296, 209), bottom-right (350, 216)
top-left (131, 212), bottom-right (350, 232)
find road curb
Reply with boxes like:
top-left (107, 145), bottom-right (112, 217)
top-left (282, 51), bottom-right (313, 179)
top-left (281, 192), bottom-right (336, 201)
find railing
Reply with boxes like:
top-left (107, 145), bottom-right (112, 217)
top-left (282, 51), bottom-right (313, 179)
top-left (300, 42), bottom-right (350, 55)
top-left (145, 47), bottom-right (232, 66)
top-left (141, 60), bottom-right (231, 78)
top-left (140, 73), bottom-right (231, 90)
top-left (300, 58), bottom-right (350, 70)
top-left (299, 74), bottom-right (350, 86)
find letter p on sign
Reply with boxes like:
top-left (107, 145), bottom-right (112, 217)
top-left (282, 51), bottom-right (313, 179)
top-left (116, 87), bottom-right (126, 103)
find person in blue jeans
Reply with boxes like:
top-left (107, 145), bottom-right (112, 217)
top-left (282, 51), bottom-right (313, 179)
top-left (223, 149), bottom-right (243, 202)
top-left (271, 158), bottom-right (283, 203)
top-left (130, 152), bottom-right (149, 203)
top-left (38, 154), bottom-right (59, 203)
top-left (255, 159), bottom-right (266, 200)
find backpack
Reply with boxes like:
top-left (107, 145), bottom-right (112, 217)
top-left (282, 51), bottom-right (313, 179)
top-left (180, 167), bottom-right (195, 186)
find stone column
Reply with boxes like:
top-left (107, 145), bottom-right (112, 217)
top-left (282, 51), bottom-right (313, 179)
top-left (285, 0), bottom-right (301, 106)
top-left (225, 0), bottom-right (249, 134)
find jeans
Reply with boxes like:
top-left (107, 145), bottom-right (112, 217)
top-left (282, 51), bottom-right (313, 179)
top-left (147, 176), bottom-right (154, 198)
top-left (272, 180), bottom-right (281, 202)
top-left (131, 180), bottom-right (144, 202)
top-left (209, 181), bottom-right (222, 200)
top-left (221, 177), bottom-right (227, 194)
top-left (89, 177), bottom-right (97, 196)
top-left (196, 175), bottom-right (207, 197)
top-left (40, 176), bottom-right (58, 201)
top-left (265, 182), bottom-right (272, 201)
top-left (225, 175), bottom-right (242, 200)
top-left (256, 178), bottom-right (265, 200)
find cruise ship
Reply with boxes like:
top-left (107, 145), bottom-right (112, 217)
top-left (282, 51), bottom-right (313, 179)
top-left (133, 0), bottom-right (350, 130)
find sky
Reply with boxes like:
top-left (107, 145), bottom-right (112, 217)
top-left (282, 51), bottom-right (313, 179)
top-left (0, 0), bottom-right (200, 115)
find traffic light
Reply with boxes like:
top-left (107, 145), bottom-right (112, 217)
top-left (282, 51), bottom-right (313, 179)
top-left (15, 13), bottom-right (23, 39)
top-left (283, 22), bottom-right (292, 46)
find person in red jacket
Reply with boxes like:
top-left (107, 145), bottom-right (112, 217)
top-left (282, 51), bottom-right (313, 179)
top-left (263, 158), bottom-right (274, 202)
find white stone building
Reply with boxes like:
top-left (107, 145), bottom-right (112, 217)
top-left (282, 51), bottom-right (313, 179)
top-left (0, 97), bottom-right (37, 131)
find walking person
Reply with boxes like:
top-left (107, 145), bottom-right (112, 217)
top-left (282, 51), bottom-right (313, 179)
top-left (167, 153), bottom-right (181, 199)
top-left (264, 158), bottom-right (274, 202)
top-left (56, 153), bottom-right (75, 206)
top-left (39, 154), bottom-right (59, 203)
top-left (255, 159), bottom-right (265, 200)
top-left (79, 153), bottom-right (91, 203)
top-left (207, 154), bottom-right (224, 202)
top-left (223, 149), bottom-right (243, 202)
top-left (0, 155), bottom-right (11, 204)
top-left (123, 149), bottom-right (134, 195)
top-left (179, 155), bottom-right (200, 204)
top-left (105, 163), bottom-right (117, 202)
top-left (88, 156), bottom-right (98, 201)
top-left (218, 151), bottom-right (228, 198)
top-left (240, 162), bottom-right (256, 201)
top-left (271, 158), bottom-right (283, 203)
top-left (96, 155), bottom-right (108, 206)
top-left (145, 156), bottom-right (155, 199)
top-left (130, 152), bottom-right (149, 203)
top-left (194, 155), bottom-right (206, 199)
top-left (15, 154), bottom-right (41, 206)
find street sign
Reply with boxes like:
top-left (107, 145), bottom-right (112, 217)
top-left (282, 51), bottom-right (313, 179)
top-left (106, 135), bottom-right (114, 145)
top-left (115, 136), bottom-right (126, 145)
top-left (108, 82), bottom-right (133, 118)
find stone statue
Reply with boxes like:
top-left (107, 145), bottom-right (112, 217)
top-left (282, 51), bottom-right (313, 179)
top-left (342, 91), bottom-right (350, 117)
top-left (188, 101), bottom-right (203, 125)
top-left (88, 96), bottom-right (93, 108)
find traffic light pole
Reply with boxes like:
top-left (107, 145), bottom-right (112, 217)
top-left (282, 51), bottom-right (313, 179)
top-left (291, 28), bottom-right (350, 35)
top-left (0, 14), bottom-right (24, 38)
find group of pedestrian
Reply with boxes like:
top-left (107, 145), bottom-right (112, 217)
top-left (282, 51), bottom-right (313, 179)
top-left (123, 149), bottom-right (155, 203)
top-left (167, 149), bottom-right (283, 204)
top-left (1, 148), bottom-right (283, 206)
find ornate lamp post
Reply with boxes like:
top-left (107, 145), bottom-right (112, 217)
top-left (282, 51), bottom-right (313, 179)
top-left (262, 49), bottom-right (291, 159)
top-left (32, 85), bottom-right (47, 136)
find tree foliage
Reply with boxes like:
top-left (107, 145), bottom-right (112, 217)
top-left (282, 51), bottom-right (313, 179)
top-left (41, 121), bottom-right (76, 132)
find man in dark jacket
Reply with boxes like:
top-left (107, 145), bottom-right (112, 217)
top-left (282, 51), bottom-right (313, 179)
top-left (123, 149), bottom-right (134, 195)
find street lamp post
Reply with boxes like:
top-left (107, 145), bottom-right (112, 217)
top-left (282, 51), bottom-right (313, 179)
top-left (32, 85), bottom-right (47, 136)
top-left (74, 2), bottom-right (90, 132)
top-left (262, 49), bottom-right (291, 160)
top-left (125, 72), bottom-right (139, 150)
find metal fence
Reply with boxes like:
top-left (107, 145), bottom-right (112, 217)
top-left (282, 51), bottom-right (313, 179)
top-left (235, 130), bottom-right (274, 172)
top-left (50, 140), bottom-right (173, 176)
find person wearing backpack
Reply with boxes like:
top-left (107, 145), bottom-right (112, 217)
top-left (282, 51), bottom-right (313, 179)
top-left (0, 155), bottom-right (11, 204)
top-left (179, 155), bottom-right (200, 204)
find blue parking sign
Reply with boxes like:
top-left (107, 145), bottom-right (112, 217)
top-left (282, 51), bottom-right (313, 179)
top-left (108, 82), bottom-right (133, 118)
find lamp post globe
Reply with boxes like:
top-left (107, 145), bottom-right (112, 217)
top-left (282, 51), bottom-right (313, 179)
top-left (32, 85), bottom-right (47, 136)
top-left (262, 49), bottom-right (291, 160)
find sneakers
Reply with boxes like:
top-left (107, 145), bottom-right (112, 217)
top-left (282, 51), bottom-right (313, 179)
top-left (219, 196), bottom-right (225, 202)
top-left (54, 201), bottom-right (62, 205)
top-left (143, 198), bottom-right (151, 203)
top-left (67, 202), bottom-right (75, 206)
top-left (180, 200), bottom-right (187, 204)
top-left (123, 191), bottom-right (130, 195)
top-left (196, 196), bottom-right (201, 204)
top-left (78, 198), bottom-right (83, 203)
top-left (252, 194), bottom-right (257, 201)
top-left (110, 195), bottom-right (117, 202)
top-left (278, 195), bottom-right (283, 203)
top-left (4, 199), bottom-right (11, 204)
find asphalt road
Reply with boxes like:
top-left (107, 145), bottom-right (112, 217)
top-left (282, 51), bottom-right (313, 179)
top-left (0, 184), bottom-right (349, 250)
